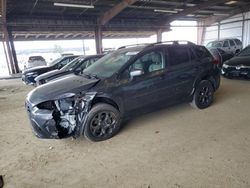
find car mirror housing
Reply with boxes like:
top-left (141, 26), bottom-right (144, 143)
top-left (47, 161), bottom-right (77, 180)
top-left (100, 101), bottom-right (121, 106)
top-left (130, 70), bottom-right (143, 79)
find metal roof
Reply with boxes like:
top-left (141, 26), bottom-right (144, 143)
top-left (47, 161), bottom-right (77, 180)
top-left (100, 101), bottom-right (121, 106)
top-left (1, 0), bottom-right (250, 40)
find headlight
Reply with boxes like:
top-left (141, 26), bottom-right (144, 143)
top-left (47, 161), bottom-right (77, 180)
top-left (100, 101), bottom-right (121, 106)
top-left (57, 98), bottom-right (75, 112)
top-left (54, 93), bottom-right (76, 112)
top-left (223, 64), bottom-right (229, 68)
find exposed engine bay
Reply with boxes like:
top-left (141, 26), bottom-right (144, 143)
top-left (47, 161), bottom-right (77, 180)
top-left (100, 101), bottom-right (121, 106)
top-left (26, 92), bottom-right (96, 139)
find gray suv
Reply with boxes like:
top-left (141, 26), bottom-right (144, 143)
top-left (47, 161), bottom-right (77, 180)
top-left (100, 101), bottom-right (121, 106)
top-left (206, 38), bottom-right (242, 54)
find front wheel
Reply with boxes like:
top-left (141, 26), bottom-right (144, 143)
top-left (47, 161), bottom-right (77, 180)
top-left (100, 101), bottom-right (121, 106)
top-left (84, 103), bottom-right (121, 142)
top-left (190, 80), bottom-right (214, 109)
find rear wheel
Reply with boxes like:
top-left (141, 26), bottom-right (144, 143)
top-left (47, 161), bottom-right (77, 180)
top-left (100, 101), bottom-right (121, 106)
top-left (191, 80), bottom-right (214, 109)
top-left (84, 103), bottom-right (121, 142)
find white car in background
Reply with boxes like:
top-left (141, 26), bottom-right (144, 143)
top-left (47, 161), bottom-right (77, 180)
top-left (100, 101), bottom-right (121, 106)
top-left (24, 56), bottom-right (47, 69)
top-left (206, 38), bottom-right (242, 54)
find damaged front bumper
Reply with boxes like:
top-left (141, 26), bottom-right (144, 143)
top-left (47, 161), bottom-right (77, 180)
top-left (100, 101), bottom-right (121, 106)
top-left (25, 92), bottom-right (96, 139)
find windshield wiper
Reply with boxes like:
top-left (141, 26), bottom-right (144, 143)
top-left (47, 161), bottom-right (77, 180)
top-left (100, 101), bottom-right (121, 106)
top-left (81, 72), bottom-right (92, 79)
top-left (80, 72), bottom-right (99, 79)
top-left (91, 74), bottom-right (99, 79)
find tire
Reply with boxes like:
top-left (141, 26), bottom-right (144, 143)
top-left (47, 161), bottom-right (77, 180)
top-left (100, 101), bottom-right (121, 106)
top-left (84, 103), bottom-right (121, 142)
top-left (190, 80), bottom-right (214, 109)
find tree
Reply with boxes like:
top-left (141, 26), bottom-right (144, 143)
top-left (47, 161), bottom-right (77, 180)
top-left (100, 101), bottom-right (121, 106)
top-left (53, 44), bottom-right (63, 54)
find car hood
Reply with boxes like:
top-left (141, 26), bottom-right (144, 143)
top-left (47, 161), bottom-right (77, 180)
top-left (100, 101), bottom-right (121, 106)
top-left (27, 74), bottom-right (99, 106)
top-left (225, 56), bottom-right (250, 66)
top-left (23, 66), bottom-right (52, 74)
top-left (35, 69), bottom-right (67, 81)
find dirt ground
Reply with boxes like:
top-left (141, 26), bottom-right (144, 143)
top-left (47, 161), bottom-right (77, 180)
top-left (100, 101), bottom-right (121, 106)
top-left (0, 78), bottom-right (250, 188)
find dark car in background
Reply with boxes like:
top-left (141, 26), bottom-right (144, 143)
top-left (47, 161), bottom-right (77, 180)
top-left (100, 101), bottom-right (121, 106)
top-left (25, 41), bottom-right (220, 142)
top-left (22, 55), bottom-right (78, 85)
top-left (209, 48), bottom-right (234, 68)
top-left (35, 54), bottom-right (104, 86)
top-left (222, 45), bottom-right (250, 79)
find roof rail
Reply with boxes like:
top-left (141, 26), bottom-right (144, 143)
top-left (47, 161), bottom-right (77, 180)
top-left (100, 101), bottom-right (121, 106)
top-left (146, 40), bottom-right (196, 48)
top-left (117, 40), bottom-right (196, 50)
top-left (117, 43), bottom-right (150, 50)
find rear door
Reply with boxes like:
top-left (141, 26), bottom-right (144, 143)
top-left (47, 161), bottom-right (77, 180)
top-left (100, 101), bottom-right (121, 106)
top-left (229, 40), bottom-right (237, 53)
top-left (165, 45), bottom-right (200, 99)
top-left (222, 40), bottom-right (232, 53)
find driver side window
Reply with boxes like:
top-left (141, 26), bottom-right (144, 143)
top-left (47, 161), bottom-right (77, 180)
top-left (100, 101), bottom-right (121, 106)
top-left (131, 51), bottom-right (164, 73)
top-left (121, 51), bottom-right (165, 80)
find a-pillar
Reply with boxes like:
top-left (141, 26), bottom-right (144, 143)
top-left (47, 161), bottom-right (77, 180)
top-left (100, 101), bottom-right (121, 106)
top-left (156, 29), bottom-right (162, 42)
top-left (95, 26), bottom-right (103, 54)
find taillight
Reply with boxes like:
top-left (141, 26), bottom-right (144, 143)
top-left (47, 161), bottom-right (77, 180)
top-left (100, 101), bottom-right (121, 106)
top-left (213, 58), bottom-right (219, 65)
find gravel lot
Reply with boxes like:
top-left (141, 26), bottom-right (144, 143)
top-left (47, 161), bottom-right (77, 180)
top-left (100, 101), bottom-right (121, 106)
top-left (0, 78), bottom-right (250, 188)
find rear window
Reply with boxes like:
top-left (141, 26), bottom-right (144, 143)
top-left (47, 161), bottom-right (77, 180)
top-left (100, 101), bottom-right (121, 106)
top-left (194, 46), bottom-right (211, 58)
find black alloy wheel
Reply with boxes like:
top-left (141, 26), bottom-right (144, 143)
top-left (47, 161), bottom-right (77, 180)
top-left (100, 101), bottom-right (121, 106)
top-left (191, 80), bottom-right (214, 109)
top-left (84, 103), bottom-right (121, 141)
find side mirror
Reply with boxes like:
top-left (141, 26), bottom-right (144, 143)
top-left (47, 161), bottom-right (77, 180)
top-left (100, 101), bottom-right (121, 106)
top-left (130, 70), bottom-right (143, 79)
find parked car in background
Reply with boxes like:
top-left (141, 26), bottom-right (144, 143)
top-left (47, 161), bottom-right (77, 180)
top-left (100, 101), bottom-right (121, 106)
top-left (22, 55), bottom-right (78, 85)
top-left (61, 53), bottom-right (74, 56)
top-left (25, 41), bottom-right (220, 142)
top-left (209, 48), bottom-right (234, 68)
top-left (35, 54), bottom-right (104, 86)
top-left (221, 45), bottom-right (250, 79)
top-left (24, 56), bottom-right (47, 69)
top-left (206, 38), bottom-right (242, 54)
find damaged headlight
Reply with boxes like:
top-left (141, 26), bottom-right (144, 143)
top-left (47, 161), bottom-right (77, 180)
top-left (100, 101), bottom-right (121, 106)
top-left (32, 92), bottom-right (96, 138)
top-left (37, 101), bottom-right (55, 110)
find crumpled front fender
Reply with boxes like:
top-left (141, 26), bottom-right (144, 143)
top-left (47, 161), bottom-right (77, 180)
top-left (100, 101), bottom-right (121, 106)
top-left (74, 92), bottom-right (97, 137)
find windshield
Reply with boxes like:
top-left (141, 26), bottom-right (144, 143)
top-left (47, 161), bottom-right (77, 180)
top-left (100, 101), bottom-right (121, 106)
top-left (207, 42), bottom-right (222, 48)
top-left (48, 57), bottom-right (64, 66)
top-left (61, 57), bottom-right (85, 71)
top-left (238, 46), bottom-right (250, 56)
top-left (83, 48), bottom-right (141, 78)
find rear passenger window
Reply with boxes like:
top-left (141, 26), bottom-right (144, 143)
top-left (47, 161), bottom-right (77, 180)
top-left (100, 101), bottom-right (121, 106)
top-left (229, 40), bottom-right (235, 47)
top-left (223, 41), bottom-right (229, 47)
top-left (194, 46), bottom-right (210, 59)
top-left (168, 46), bottom-right (189, 66)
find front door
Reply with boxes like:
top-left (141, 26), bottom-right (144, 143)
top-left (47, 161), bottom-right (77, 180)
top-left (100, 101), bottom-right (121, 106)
top-left (118, 49), bottom-right (167, 113)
